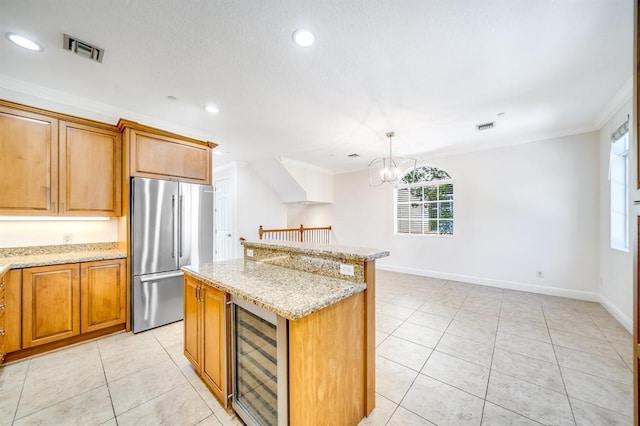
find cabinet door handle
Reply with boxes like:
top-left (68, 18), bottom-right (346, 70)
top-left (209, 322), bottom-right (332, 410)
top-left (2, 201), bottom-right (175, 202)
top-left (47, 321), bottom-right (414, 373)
top-left (0, 329), bottom-right (5, 336)
top-left (0, 281), bottom-right (5, 289)
top-left (195, 286), bottom-right (200, 302)
top-left (0, 303), bottom-right (5, 310)
top-left (52, 202), bottom-right (57, 213)
top-left (61, 202), bottom-right (65, 213)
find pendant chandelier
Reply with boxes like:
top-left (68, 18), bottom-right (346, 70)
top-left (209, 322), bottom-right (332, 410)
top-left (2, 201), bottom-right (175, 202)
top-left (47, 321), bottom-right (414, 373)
top-left (368, 131), bottom-right (417, 187)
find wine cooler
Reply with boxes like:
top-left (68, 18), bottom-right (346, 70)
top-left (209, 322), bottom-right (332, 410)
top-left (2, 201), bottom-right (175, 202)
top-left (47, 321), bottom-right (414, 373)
top-left (231, 296), bottom-right (288, 426)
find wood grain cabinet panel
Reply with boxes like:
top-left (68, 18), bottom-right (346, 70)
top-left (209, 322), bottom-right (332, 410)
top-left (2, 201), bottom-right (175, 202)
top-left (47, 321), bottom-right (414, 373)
top-left (80, 259), bottom-right (126, 333)
top-left (59, 121), bottom-right (122, 216)
top-left (183, 276), bottom-right (227, 405)
top-left (201, 285), bottom-right (226, 400)
top-left (130, 129), bottom-right (211, 184)
top-left (0, 272), bottom-right (5, 362)
top-left (4, 269), bottom-right (22, 353)
top-left (22, 264), bottom-right (80, 348)
top-left (184, 275), bottom-right (201, 370)
top-left (0, 106), bottom-right (58, 215)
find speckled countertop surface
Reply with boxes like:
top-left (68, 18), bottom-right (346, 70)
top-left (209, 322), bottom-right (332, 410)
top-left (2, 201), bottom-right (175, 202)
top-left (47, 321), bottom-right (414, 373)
top-left (242, 240), bottom-right (389, 261)
top-left (183, 259), bottom-right (366, 320)
top-left (0, 243), bottom-right (126, 275)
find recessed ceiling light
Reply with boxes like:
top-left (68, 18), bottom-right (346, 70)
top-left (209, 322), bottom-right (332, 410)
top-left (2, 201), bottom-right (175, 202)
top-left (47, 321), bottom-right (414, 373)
top-left (204, 105), bottom-right (219, 114)
top-left (6, 32), bottom-right (42, 51)
top-left (167, 95), bottom-right (177, 101)
top-left (292, 29), bottom-right (315, 47)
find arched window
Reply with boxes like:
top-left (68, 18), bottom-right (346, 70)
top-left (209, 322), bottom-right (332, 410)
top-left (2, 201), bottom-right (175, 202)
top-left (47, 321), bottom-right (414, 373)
top-left (395, 166), bottom-right (454, 235)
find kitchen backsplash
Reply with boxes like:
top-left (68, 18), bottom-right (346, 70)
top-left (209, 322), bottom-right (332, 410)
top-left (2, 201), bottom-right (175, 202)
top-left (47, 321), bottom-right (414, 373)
top-left (0, 242), bottom-right (119, 257)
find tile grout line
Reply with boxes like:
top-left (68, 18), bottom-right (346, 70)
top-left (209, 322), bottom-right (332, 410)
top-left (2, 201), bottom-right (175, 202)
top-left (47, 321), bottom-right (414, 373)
top-left (479, 292), bottom-right (503, 425)
top-left (9, 359), bottom-right (31, 425)
top-left (151, 327), bottom-right (222, 424)
top-left (380, 281), bottom-right (452, 424)
top-left (542, 303), bottom-right (578, 425)
top-left (390, 282), bottom-right (470, 425)
top-left (96, 339), bottom-right (119, 425)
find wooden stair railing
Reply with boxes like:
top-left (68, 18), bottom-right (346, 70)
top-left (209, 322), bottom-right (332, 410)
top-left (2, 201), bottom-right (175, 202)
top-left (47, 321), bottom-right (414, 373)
top-left (258, 225), bottom-right (332, 244)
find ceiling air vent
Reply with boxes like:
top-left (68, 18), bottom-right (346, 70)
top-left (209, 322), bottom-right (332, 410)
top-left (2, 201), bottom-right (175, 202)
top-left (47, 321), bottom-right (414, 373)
top-left (63, 34), bottom-right (105, 63)
top-left (476, 121), bottom-right (495, 131)
top-left (348, 153), bottom-right (360, 158)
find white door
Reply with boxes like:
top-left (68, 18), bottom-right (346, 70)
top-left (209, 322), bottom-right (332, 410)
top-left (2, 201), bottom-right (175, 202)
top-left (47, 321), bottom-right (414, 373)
top-left (215, 178), bottom-right (234, 261)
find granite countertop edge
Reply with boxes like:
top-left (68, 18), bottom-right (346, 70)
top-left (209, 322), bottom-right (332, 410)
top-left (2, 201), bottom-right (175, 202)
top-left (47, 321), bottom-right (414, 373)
top-left (242, 240), bottom-right (390, 261)
top-left (0, 250), bottom-right (127, 273)
top-left (183, 263), bottom-right (367, 321)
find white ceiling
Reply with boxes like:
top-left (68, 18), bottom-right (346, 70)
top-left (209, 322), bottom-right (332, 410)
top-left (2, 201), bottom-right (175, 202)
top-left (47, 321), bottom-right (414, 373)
top-left (0, 0), bottom-right (633, 173)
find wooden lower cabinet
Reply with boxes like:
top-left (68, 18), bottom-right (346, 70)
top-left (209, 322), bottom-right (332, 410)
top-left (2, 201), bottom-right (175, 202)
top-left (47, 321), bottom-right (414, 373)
top-left (22, 263), bottom-right (80, 348)
top-left (184, 275), bottom-right (201, 370)
top-left (201, 285), bottom-right (226, 399)
top-left (4, 269), bottom-right (22, 354)
top-left (0, 271), bottom-right (5, 362)
top-left (80, 259), bottom-right (126, 333)
top-left (184, 276), bottom-right (227, 405)
top-left (17, 259), bottom-right (126, 352)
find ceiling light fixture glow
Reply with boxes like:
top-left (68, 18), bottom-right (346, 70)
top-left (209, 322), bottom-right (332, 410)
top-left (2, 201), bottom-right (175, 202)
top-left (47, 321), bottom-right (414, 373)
top-left (5, 32), bottom-right (42, 51)
top-left (292, 29), bottom-right (315, 47)
top-left (368, 132), bottom-right (416, 187)
top-left (204, 105), bottom-right (219, 114)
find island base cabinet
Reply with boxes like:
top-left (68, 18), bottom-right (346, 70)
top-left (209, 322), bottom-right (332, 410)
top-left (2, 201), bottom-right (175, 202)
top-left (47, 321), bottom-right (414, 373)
top-left (184, 276), bottom-right (228, 406)
top-left (184, 275), bottom-right (201, 370)
top-left (80, 259), bottom-right (126, 333)
top-left (22, 264), bottom-right (81, 348)
top-left (288, 292), bottom-right (367, 426)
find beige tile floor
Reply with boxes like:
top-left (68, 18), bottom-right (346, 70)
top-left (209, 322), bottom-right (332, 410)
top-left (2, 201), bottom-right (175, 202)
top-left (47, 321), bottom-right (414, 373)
top-left (0, 270), bottom-right (634, 425)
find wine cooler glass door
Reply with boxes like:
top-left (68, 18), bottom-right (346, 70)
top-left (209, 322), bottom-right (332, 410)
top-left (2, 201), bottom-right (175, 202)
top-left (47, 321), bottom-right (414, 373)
top-left (232, 302), bottom-right (278, 426)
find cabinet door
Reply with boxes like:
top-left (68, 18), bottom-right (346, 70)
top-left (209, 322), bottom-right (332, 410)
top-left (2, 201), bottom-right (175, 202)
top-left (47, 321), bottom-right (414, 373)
top-left (184, 275), bottom-right (201, 371)
top-left (22, 264), bottom-right (80, 348)
top-left (59, 121), bottom-right (122, 216)
top-left (129, 129), bottom-right (211, 184)
top-left (4, 269), bottom-right (22, 353)
top-left (0, 106), bottom-right (58, 215)
top-left (201, 286), bottom-right (226, 402)
top-left (0, 272), bottom-right (5, 362)
top-left (80, 259), bottom-right (126, 333)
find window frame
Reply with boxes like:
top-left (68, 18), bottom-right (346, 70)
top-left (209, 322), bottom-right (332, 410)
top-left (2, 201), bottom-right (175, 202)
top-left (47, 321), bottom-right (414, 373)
top-left (610, 131), bottom-right (629, 252)
top-left (394, 166), bottom-right (454, 237)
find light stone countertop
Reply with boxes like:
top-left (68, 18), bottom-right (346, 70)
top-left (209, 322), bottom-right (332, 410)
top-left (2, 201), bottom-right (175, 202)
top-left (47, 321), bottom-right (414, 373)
top-left (0, 249), bottom-right (127, 273)
top-left (183, 259), bottom-right (367, 320)
top-left (241, 240), bottom-right (389, 261)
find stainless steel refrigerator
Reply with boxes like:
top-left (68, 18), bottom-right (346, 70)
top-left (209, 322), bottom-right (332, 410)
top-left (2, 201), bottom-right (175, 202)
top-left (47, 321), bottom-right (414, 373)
top-left (131, 177), bottom-right (214, 333)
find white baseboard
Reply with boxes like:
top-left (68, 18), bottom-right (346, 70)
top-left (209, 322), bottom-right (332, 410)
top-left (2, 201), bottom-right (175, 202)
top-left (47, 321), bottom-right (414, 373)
top-left (376, 264), bottom-right (600, 302)
top-left (599, 294), bottom-right (633, 333)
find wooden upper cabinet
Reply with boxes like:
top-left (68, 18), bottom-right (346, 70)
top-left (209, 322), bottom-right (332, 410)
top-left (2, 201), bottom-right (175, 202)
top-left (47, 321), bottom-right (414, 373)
top-left (0, 101), bottom-right (123, 217)
top-left (120, 120), bottom-right (213, 184)
top-left (0, 105), bottom-right (58, 215)
top-left (59, 121), bottom-right (122, 216)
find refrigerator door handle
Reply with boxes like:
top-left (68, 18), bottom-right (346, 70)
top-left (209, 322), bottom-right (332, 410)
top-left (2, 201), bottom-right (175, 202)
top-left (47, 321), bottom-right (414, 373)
top-left (171, 195), bottom-right (176, 258)
top-left (179, 194), bottom-right (184, 258)
top-left (139, 271), bottom-right (184, 282)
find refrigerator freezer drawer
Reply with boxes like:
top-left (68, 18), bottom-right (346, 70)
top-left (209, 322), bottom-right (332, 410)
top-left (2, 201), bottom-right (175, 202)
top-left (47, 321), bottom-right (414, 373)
top-left (133, 271), bottom-right (184, 333)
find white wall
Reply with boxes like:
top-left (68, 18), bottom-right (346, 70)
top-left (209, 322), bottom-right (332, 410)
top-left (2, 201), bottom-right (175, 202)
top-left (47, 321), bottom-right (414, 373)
top-left (292, 133), bottom-right (601, 300)
top-left (599, 99), bottom-right (633, 330)
top-left (0, 219), bottom-right (118, 248)
top-left (216, 162), bottom-right (287, 258)
top-left (281, 157), bottom-right (334, 203)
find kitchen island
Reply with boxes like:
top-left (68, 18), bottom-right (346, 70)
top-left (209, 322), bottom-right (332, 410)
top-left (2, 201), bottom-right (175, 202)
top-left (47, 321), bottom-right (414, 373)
top-left (182, 240), bottom-right (388, 426)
